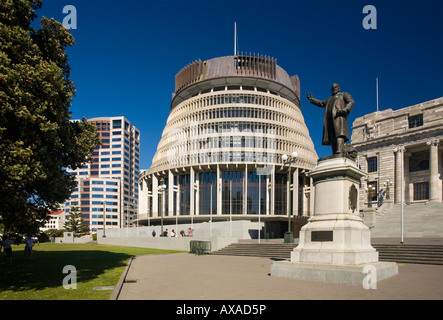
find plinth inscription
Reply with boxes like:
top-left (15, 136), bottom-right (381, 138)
top-left (311, 230), bottom-right (333, 242)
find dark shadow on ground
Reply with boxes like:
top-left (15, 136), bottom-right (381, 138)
top-left (0, 249), bottom-right (131, 292)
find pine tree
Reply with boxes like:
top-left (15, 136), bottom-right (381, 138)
top-left (63, 206), bottom-right (89, 237)
top-left (0, 0), bottom-right (101, 234)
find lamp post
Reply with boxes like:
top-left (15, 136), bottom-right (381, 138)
top-left (384, 179), bottom-right (392, 200)
top-left (282, 151), bottom-right (298, 243)
top-left (158, 178), bottom-right (167, 235)
top-left (102, 201), bottom-right (106, 238)
top-left (258, 175), bottom-right (261, 243)
top-left (210, 184), bottom-right (213, 237)
top-left (126, 202), bottom-right (128, 237)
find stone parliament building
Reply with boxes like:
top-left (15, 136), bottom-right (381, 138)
top-left (351, 97), bottom-right (443, 209)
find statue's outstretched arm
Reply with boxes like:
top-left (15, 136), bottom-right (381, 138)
top-left (307, 93), bottom-right (326, 108)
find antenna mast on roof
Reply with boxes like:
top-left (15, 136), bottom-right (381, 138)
top-left (376, 77), bottom-right (379, 112)
top-left (234, 22), bottom-right (239, 56)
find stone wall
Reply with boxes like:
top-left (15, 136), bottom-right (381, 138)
top-left (352, 97), bottom-right (443, 208)
top-left (96, 220), bottom-right (261, 251)
top-left (54, 232), bottom-right (92, 244)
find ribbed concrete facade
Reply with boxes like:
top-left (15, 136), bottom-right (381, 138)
top-left (138, 55), bottom-right (318, 235)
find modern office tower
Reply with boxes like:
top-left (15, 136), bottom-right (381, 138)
top-left (138, 54), bottom-right (318, 237)
top-left (64, 116), bottom-right (141, 232)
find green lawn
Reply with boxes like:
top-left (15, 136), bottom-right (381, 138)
top-left (0, 242), bottom-right (183, 300)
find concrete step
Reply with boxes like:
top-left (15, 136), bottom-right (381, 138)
top-left (373, 244), bottom-right (443, 265)
top-left (213, 242), bottom-right (443, 265)
top-left (212, 243), bottom-right (296, 259)
top-left (369, 203), bottom-right (443, 238)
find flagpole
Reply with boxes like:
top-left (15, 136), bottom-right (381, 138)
top-left (401, 146), bottom-right (404, 243)
top-left (234, 22), bottom-right (237, 56)
top-left (230, 180), bottom-right (232, 237)
top-left (376, 78), bottom-right (379, 112)
top-left (258, 176), bottom-right (261, 243)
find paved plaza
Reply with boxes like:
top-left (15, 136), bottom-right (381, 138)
top-left (115, 251), bottom-right (443, 300)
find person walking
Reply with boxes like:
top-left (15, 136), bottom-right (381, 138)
top-left (1, 236), bottom-right (13, 263)
top-left (24, 235), bottom-right (34, 259)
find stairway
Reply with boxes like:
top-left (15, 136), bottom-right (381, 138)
top-left (211, 241), bottom-right (297, 260)
top-left (369, 202), bottom-right (443, 238)
top-left (212, 241), bottom-right (443, 265)
top-left (375, 201), bottom-right (394, 216)
top-left (372, 244), bottom-right (443, 265)
top-left (212, 203), bottom-right (443, 264)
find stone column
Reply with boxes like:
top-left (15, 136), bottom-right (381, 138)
top-left (243, 166), bottom-right (248, 215)
top-left (270, 167), bottom-right (275, 215)
top-left (190, 166), bottom-right (195, 218)
top-left (394, 147), bottom-right (404, 204)
top-left (286, 169), bottom-right (290, 217)
top-left (152, 174), bottom-right (158, 217)
top-left (216, 164), bottom-right (222, 215)
top-left (176, 183), bottom-right (180, 217)
top-left (168, 170), bottom-right (174, 217)
top-left (266, 175), bottom-right (270, 215)
top-left (144, 178), bottom-right (152, 219)
top-left (195, 175), bottom-right (200, 217)
top-left (427, 139), bottom-right (440, 202)
top-left (404, 151), bottom-right (411, 204)
top-left (293, 168), bottom-right (299, 216)
top-left (147, 189), bottom-right (152, 219)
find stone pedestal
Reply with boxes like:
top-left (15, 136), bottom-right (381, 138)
top-left (271, 155), bottom-right (398, 285)
top-left (361, 207), bottom-right (376, 229)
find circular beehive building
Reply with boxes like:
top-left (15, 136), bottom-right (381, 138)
top-left (138, 54), bottom-right (318, 236)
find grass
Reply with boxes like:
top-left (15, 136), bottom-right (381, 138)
top-left (0, 242), bottom-right (183, 300)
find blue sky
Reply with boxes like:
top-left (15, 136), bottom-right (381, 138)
top-left (35, 0), bottom-right (443, 167)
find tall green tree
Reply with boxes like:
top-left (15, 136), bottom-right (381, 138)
top-left (64, 206), bottom-right (89, 237)
top-left (0, 0), bottom-right (101, 234)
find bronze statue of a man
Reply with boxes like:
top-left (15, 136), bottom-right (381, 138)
top-left (307, 83), bottom-right (355, 155)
